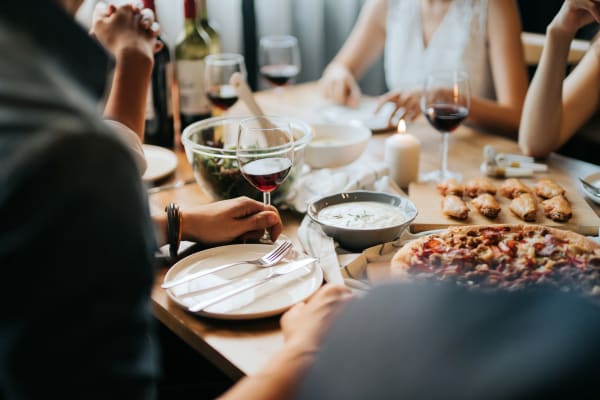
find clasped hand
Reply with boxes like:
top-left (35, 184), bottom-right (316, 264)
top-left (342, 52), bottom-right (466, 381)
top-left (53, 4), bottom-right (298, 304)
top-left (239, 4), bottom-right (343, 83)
top-left (90, 1), bottom-right (162, 62)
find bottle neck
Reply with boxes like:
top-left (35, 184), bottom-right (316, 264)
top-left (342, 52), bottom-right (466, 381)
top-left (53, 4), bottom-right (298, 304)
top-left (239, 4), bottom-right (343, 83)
top-left (184, 18), bottom-right (197, 35)
top-left (184, 0), bottom-right (197, 20)
top-left (142, 0), bottom-right (156, 13)
top-left (197, 0), bottom-right (208, 21)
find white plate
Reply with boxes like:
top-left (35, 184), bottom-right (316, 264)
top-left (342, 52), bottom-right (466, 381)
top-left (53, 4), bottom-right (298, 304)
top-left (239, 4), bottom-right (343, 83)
top-left (142, 144), bottom-right (178, 182)
top-left (164, 243), bottom-right (323, 320)
top-left (319, 99), bottom-right (398, 132)
top-left (580, 172), bottom-right (600, 205)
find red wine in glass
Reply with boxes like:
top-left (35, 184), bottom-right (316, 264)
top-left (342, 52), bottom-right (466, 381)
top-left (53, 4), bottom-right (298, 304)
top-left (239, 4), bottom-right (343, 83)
top-left (206, 84), bottom-right (239, 110)
top-left (420, 70), bottom-right (470, 183)
top-left (424, 104), bottom-right (469, 133)
top-left (237, 115), bottom-right (294, 243)
top-left (260, 64), bottom-right (299, 86)
top-left (241, 158), bottom-right (293, 192)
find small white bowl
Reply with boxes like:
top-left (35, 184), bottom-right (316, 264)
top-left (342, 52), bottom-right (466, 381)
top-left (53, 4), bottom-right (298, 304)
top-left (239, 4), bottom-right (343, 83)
top-left (307, 191), bottom-right (418, 250)
top-left (305, 121), bottom-right (371, 169)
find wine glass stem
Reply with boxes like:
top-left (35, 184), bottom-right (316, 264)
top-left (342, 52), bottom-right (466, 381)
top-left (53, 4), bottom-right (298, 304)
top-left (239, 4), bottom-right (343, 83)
top-left (260, 191), bottom-right (273, 243)
top-left (441, 131), bottom-right (449, 181)
top-left (275, 86), bottom-right (284, 98)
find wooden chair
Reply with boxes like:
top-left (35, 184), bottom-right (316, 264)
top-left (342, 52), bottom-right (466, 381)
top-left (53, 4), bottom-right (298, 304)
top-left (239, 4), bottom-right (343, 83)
top-left (521, 31), bottom-right (591, 66)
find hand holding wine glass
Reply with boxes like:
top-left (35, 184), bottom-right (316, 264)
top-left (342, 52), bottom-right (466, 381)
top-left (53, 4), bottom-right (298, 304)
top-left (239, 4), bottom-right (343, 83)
top-left (237, 116), bottom-right (294, 244)
top-left (420, 70), bottom-right (470, 183)
top-left (205, 53), bottom-right (246, 115)
top-left (259, 35), bottom-right (301, 92)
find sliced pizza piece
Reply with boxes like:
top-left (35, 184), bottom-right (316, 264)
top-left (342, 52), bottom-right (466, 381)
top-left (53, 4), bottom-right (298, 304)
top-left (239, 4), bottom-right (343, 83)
top-left (471, 193), bottom-right (501, 219)
top-left (442, 194), bottom-right (469, 220)
top-left (509, 193), bottom-right (537, 222)
top-left (437, 178), bottom-right (464, 196)
top-left (534, 179), bottom-right (566, 199)
top-left (500, 178), bottom-right (531, 199)
top-left (542, 195), bottom-right (572, 222)
top-left (465, 177), bottom-right (497, 197)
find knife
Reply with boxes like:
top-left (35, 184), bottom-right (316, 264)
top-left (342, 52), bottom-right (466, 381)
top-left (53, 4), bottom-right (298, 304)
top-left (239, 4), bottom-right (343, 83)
top-left (147, 178), bottom-right (195, 194)
top-left (187, 257), bottom-right (317, 313)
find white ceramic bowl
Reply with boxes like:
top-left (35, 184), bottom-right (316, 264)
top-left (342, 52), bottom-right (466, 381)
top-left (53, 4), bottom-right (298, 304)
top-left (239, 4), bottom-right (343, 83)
top-left (307, 191), bottom-right (418, 251)
top-left (305, 121), bottom-right (371, 169)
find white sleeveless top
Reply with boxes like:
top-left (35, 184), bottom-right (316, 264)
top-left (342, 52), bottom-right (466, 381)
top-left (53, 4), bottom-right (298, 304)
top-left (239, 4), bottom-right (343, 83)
top-left (384, 0), bottom-right (494, 100)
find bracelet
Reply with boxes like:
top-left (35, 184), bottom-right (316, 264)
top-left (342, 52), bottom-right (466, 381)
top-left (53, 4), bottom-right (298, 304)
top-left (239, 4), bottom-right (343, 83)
top-left (165, 202), bottom-right (182, 260)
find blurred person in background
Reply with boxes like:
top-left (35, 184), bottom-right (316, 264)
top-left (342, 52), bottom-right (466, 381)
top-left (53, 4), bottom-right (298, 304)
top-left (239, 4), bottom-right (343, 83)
top-left (519, 0), bottom-right (600, 158)
top-left (319, 0), bottom-right (528, 137)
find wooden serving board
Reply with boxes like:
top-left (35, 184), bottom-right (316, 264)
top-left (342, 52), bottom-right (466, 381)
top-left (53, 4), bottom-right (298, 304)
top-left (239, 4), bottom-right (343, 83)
top-left (408, 177), bottom-right (600, 236)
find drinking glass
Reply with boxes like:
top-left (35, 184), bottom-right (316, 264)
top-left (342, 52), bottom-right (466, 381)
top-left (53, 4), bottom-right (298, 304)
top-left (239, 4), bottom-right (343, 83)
top-left (237, 116), bottom-right (295, 244)
top-left (204, 53), bottom-right (246, 116)
top-left (258, 35), bottom-right (301, 94)
top-left (420, 70), bottom-right (470, 183)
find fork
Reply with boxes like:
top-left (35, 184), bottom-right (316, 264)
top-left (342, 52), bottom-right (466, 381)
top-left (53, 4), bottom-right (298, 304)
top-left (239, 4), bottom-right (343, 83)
top-left (187, 256), bottom-right (316, 313)
top-left (161, 240), bottom-right (293, 289)
top-left (579, 177), bottom-right (600, 197)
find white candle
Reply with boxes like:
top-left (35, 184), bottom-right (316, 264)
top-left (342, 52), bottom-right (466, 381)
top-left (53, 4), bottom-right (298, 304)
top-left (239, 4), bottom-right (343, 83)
top-left (384, 119), bottom-right (421, 188)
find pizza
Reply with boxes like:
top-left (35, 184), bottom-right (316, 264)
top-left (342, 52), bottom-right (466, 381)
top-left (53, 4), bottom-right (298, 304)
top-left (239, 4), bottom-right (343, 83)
top-left (391, 224), bottom-right (600, 298)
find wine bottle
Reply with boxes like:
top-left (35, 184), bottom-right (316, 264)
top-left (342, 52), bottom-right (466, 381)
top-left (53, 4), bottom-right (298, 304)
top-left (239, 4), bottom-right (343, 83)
top-left (143, 0), bottom-right (174, 148)
top-left (196, 0), bottom-right (220, 54)
top-left (176, 0), bottom-right (211, 132)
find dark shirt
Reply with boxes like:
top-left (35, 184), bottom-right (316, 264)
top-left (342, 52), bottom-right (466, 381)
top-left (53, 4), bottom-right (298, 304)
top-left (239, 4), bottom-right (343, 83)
top-left (297, 283), bottom-right (600, 399)
top-left (0, 2), bottom-right (159, 398)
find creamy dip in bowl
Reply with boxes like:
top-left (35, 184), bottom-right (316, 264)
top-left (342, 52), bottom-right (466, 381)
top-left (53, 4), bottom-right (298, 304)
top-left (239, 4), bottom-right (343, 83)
top-left (307, 191), bottom-right (418, 250)
top-left (317, 201), bottom-right (408, 229)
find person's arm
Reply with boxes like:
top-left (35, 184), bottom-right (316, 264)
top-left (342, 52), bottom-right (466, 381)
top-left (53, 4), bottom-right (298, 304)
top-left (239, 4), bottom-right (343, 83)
top-left (105, 48), bottom-right (153, 137)
top-left (519, 0), bottom-right (600, 157)
top-left (218, 285), bottom-right (353, 400)
top-left (91, 3), bottom-right (159, 139)
top-left (319, 0), bottom-right (387, 106)
top-left (467, 0), bottom-right (528, 136)
top-left (152, 197), bottom-right (284, 246)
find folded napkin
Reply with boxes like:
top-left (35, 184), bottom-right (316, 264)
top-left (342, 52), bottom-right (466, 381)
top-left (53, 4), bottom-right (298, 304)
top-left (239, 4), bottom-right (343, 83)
top-left (297, 215), bottom-right (417, 290)
top-left (285, 160), bottom-right (391, 213)
top-left (297, 216), bottom-right (346, 285)
top-left (296, 175), bottom-right (409, 287)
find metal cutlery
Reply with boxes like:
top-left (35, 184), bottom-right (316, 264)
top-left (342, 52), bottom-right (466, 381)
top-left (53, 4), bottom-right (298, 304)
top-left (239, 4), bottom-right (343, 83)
top-left (187, 257), bottom-right (317, 313)
top-left (147, 178), bottom-right (195, 194)
top-left (579, 177), bottom-right (600, 197)
top-left (162, 240), bottom-right (293, 289)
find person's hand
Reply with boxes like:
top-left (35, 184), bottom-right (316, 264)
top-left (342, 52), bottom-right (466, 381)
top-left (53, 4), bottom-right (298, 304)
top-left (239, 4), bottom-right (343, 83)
top-left (319, 63), bottom-right (362, 108)
top-left (376, 88), bottom-right (423, 126)
top-left (90, 2), bottom-right (160, 62)
top-left (551, 0), bottom-right (600, 36)
top-left (181, 197), bottom-right (283, 245)
top-left (280, 284), bottom-right (354, 352)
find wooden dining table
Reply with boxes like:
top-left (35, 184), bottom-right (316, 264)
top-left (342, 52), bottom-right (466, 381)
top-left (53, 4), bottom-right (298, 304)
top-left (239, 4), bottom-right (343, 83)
top-left (148, 82), bottom-right (600, 380)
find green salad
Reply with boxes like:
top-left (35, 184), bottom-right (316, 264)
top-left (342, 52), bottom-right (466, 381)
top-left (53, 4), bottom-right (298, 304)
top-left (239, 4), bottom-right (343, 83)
top-left (188, 125), bottom-right (299, 204)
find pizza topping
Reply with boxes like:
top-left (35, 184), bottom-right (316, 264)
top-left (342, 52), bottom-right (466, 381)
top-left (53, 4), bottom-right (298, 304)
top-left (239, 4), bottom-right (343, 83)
top-left (393, 225), bottom-right (600, 300)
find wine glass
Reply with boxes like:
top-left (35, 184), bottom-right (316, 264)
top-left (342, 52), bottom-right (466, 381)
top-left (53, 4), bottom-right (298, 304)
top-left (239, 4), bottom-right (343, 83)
top-left (258, 35), bottom-right (301, 94)
top-left (420, 70), bottom-right (470, 183)
top-left (237, 116), bottom-right (295, 244)
top-left (204, 53), bottom-right (246, 116)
